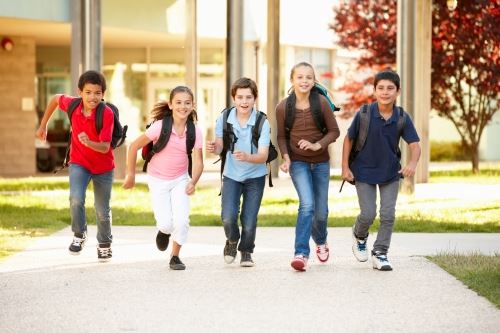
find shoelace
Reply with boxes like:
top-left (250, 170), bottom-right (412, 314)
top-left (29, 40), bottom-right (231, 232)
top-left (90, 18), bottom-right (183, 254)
top-left (72, 237), bottom-right (84, 246)
top-left (98, 247), bottom-right (111, 256)
top-left (317, 245), bottom-right (328, 254)
top-left (357, 241), bottom-right (367, 251)
top-left (376, 255), bottom-right (388, 263)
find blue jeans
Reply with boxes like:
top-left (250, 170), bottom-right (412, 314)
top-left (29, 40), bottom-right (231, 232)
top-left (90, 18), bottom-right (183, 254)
top-left (354, 180), bottom-right (399, 255)
top-left (221, 175), bottom-right (265, 253)
top-left (69, 164), bottom-right (113, 244)
top-left (290, 161), bottom-right (330, 257)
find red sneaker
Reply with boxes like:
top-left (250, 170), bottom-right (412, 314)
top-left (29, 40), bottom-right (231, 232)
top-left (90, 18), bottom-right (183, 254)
top-left (291, 255), bottom-right (308, 271)
top-left (316, 243), bottom-right (329, 263)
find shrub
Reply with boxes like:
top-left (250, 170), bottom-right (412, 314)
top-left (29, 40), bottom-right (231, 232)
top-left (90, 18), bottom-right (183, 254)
top-left (430, 141), bottom-right (468, 161)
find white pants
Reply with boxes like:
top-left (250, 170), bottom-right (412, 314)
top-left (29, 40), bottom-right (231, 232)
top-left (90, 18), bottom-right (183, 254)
top-left (147, 173), bottom-right (190, 245)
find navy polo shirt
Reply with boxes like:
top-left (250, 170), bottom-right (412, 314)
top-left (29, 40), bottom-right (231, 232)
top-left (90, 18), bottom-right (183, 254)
top-left (347, 103), bottom-right (420, 185)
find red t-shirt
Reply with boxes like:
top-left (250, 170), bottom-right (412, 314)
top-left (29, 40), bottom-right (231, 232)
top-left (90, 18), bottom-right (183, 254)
top-left (59, 95), bottom-right (115, 174)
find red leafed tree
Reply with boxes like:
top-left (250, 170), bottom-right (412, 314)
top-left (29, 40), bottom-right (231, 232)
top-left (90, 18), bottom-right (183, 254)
top-left (331, 0), bottom-right (500, 172)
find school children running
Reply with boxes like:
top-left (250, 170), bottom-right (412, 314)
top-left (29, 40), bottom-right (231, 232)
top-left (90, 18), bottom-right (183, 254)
top-left (206, 77), bottom-right (270, 267)
top-left (36, 70), bottom-right (115, 262)
top-left (123, 86), bottom-right (204, 270)
top-left (341, 70), bottom-right (421, 271)
top-left (276, 62), bottom-right (340, 272)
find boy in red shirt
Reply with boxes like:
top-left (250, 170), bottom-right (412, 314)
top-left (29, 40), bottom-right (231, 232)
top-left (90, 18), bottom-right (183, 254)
top-left (36, 70), bottom-right (115, 261)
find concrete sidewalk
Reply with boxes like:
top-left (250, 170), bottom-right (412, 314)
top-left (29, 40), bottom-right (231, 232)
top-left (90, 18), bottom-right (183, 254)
top-left (1, 226), bottom-right (499, 332)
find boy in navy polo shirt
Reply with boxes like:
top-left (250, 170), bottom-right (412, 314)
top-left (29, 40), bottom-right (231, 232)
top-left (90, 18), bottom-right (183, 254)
top-left (341, 70), bottom-right (421, 271)
top-left (36, 70), bottom-right (115, 262)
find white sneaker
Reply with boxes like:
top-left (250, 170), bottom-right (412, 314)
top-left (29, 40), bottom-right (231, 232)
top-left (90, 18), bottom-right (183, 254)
top-left (291, 255), bottom-right (308, 272)
top-left (372, 253), bottom-right (393, 271)
top-left (315, 243), bottom-right (329, 263)
top-left (351, 226), bottom-right (368, 262)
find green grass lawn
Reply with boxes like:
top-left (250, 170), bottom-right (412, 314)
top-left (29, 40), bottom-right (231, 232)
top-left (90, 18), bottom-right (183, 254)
top-left (428, 252), bottom-right (500, 309)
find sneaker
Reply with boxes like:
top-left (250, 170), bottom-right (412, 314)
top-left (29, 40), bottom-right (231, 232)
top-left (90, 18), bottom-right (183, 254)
top-left (291, 255), bottom-right (308, 272)
top-left (352, 226), bottom-right (368, 262)
top-left (316, 243), bottom-right (329, 263)
top-left (169, 256), bottom-right (186, 270)
top-left (156, 231), bottom-right (170, 251)
top-left (97, 243), bottom-right (112, 262)
top-left (372, 252), bottom-right (393, 271)
top-left (240, 252), bottom-right (255, 267)
top-left (223, 240), bottom-right (238, 264)
top-left (69, 233), bottom-right (87, 255)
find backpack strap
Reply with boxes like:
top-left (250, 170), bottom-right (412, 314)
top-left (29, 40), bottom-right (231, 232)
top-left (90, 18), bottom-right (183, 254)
top-left (252, 111), bottom-right (274, 187)
top-left (142, 116), bottom-right (173, 172)
top-left (186, 120), bottom-right (196, 178)
top-left (54, 98), bottom-right (82, 173)
top-left (395, 106), bottom-right (407, 160)
top-left (217, 107), bottom-right (236, 195)
top-left (309, 90), bottom-right (327, 134)
top-left (284, 93), bottom-right (296, 154)
top-left (354, 104), bottom-right (371, 153)
top-left (95, 101), bottom-right (107, 134)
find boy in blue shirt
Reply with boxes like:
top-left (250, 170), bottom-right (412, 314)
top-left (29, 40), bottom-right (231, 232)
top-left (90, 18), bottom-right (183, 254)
top-left (341, 70), bottom-right (421, 271)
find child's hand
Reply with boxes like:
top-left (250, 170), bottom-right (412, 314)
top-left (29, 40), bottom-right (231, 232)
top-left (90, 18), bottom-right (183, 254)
top-left (297, 139), bottom-right (321, 151)
top-left (341, 167), bottom-right (354, 183)
top-left (123, 175), bottom-right (135, 189)
top-left (232, 150), bottom-right (247, 162)
top-left (78, 132), bottom-right (90, 147)
top-left (206, 140), bottom-right (216, 153)
top-left (185, 181), bottom-right (196, 195)
top-left (36, 126), bottom-right (47, 141)
top-left (399, 163), bottom-right (417, 178)
top-left (280, 160), bottom-right (290, 173)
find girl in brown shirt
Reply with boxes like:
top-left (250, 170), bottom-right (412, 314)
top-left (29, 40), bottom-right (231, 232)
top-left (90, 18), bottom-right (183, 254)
top-left (275, 62), bottom-right (340, 271)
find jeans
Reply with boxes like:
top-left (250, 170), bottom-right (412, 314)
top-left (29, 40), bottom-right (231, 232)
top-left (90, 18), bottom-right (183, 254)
top-left (353, 180), bottom-right (399, 255)
top-left (289, 161), bottom-right (330, 257)
top-left (221, 175), bottom-right (265, 253)
top-left (69, 164), bottom-right (113, 244)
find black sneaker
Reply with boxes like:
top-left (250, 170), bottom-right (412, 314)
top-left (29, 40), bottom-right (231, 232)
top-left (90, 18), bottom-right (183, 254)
top-left (97, 243), bottom-right (112, 262)
top-left (169, 256), bottom-right (186, 270)
top-left (69, 233), bottom-right (87, 255)
top-left (240, 251), bottom-right (254, 267)
top-left (223, 240), bottom-right (238, 264)
top-left (156, 231), bottom-right (170, 251)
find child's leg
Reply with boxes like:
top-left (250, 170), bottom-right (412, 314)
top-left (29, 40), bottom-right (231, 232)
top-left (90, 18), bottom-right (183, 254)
top-left (373, 180), bottom-right (399, 254)
top-left (221, 176), bottom-right (244, 243)
top-left (353, 182), bottom-right (377, 238)
top-left (239, 175), bottom-right (265, 253)
top-left (147, 175), bottom-right (175, 235)
top-left (310, 162), bottom-right (330, 246)
top-left (290, 161), bottom-right (315, 257)
top-left (68, 164), bottom-right (92, 236)
top-left (170, 174), bottom-right (190, 250)
top-left (92, 170), bottom-right (114, 244)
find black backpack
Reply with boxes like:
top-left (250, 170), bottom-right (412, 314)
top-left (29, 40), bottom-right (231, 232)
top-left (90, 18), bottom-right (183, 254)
top-left (55, 98), bottom-right (128, 173)
top-left (217, 107), bottom-right (278, 191)
top-left (141, 116), bottom-right (196, 176)
top-left (284, 84), bottom-right (340, 151)
top-left (339, 103), bottom-right (408, 192)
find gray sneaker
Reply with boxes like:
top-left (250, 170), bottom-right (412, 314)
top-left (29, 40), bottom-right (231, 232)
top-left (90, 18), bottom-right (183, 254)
top-left (372, 252), bottom-right (393, 271)
top-left (169, 255), bottom-right (186, 270)
top-left (240, 252), bottom-right (254, 267)
top-left (352, 226), bottom-right (368, 262)
top-left (223, 240), bottom-right (238, 264)
top-left (69, 233), bottom-right (87, 255)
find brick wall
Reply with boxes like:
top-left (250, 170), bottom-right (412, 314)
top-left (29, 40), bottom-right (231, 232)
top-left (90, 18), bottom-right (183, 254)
top-left (0, 36), bottom-right (37, 177)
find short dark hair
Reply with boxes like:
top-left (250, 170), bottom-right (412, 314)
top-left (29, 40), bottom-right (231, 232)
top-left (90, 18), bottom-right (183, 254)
top-left (231, 77), bottom-right (258, 99)
top-left (374, 70), bottom-right (400, 90)
top-left (78, 70), bottom-right (107, 93)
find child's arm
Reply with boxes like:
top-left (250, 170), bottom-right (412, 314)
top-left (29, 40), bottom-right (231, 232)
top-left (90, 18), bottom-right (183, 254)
top-left (123, 134), bottom-right (151, 189)
top-left (36, 94), bottom-right (63, 141)
top-left (232, 146), bottom-right (268, 164)
top-left (77, 132), bottom-right (111, 154)
top-left (205, 137), bottom-right (223, 155)
top-left (341, 134), bottom-right (355, 182)
top-left (186, 147), bottom-right (204, 195)
top-left (399, 142), bottom-right (421, 178)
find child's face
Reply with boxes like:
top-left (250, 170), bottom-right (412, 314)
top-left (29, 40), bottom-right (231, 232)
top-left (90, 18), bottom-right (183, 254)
top-left (291, 65), bottom-right (315, 94)
top-left (78, 83), bottom-right (104, 111)
top-left (374, 79), bottom-right (400, 106)
top-left (168, 91), bottom-right (194, 121)
top-left (233, 88), bottom-right (256, 114)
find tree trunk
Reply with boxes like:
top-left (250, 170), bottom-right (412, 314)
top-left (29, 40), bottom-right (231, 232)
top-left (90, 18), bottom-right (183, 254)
top-left (471, 144), bottom-right (479, 174)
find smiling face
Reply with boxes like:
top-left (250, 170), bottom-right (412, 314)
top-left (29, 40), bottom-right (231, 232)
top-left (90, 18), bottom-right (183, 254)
top-left (78, 83), bottom-right (103, 111)
top-left (233, 87), bottom-right (256, 115)
top-left (290, 64), bottom-right (315, 94)
top-left (168, 91), bottom-right (194, 121)
top-left (374, 79), bottom-right (400, 107)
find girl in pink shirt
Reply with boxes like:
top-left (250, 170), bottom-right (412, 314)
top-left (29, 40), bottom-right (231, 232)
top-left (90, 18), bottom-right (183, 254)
top-left (123, 86), bottom-right (204, 270)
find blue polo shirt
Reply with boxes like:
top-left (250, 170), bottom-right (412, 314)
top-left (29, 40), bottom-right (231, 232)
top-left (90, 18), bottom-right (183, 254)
top-left (347, 103), bottom-right (420, 185)
top-left (215, 107), bottom-right (270, 182)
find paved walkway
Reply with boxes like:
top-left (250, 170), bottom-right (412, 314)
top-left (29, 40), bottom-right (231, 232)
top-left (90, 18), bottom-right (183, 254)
top-left (1, 226), bottom-right (499, 333)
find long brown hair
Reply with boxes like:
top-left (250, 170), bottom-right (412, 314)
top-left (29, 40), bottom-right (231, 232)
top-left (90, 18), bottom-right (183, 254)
top-left (150, 86), bottom-right (198, 122)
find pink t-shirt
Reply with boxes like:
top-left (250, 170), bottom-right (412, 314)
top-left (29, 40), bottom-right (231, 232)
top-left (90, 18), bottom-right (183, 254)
top-left (145, 120), bottom-right (203, 180)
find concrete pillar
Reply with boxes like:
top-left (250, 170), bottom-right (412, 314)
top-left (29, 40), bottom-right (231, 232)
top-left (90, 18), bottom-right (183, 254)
top-left (226, 0), bottom-right (244, 106)
top-left (397, 0), bottom-right (431, 192)
top-left (267, 0), bottom-right (280, 177)
top-left (185, 0), bottom-right (198, 94)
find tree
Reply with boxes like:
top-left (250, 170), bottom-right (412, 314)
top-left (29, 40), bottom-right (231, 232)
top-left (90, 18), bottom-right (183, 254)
top-left (330, 0), bottom-right (500, 172)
